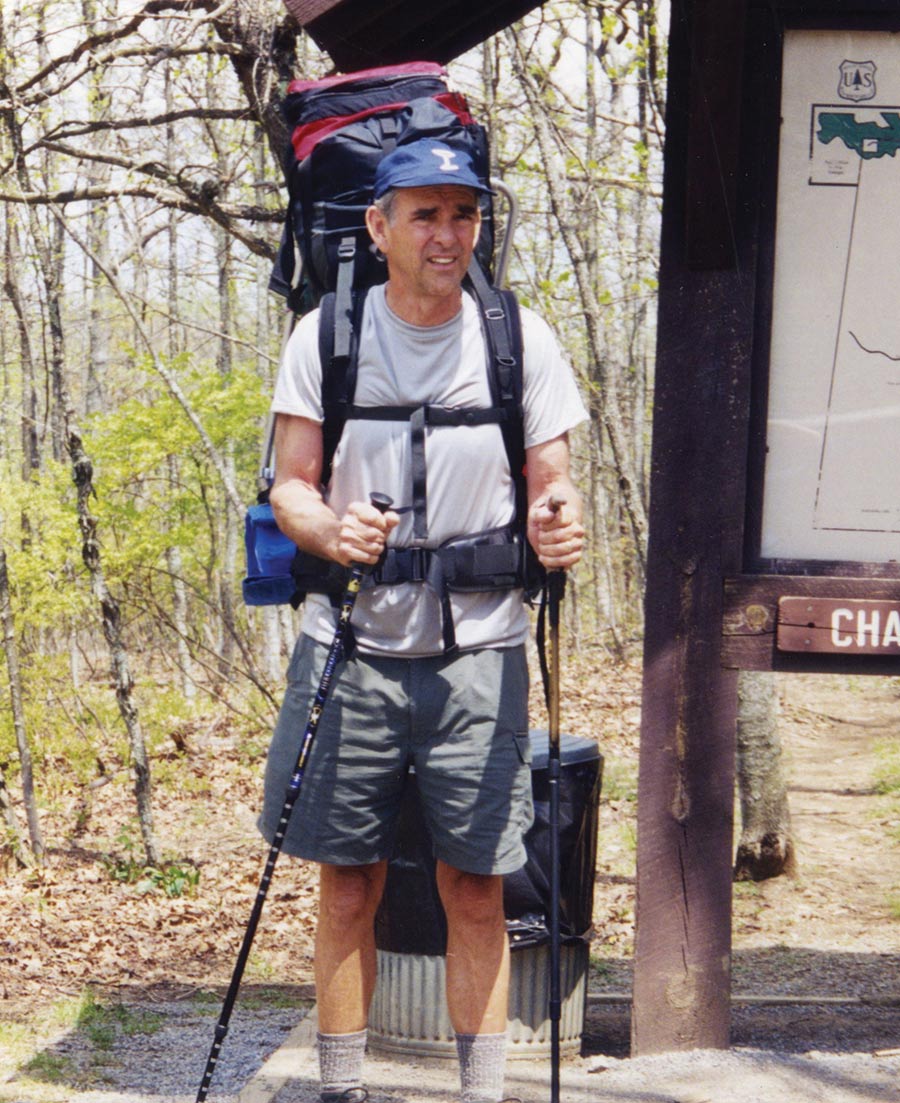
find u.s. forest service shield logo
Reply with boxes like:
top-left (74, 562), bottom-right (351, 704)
top-left (839, 60), bottom-right (877, 102)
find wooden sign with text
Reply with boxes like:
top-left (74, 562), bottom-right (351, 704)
top-left (777, 597), bottom-right (900, 654)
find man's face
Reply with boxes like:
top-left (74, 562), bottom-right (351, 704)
top-left (365, 185), bottom-right (482, 311)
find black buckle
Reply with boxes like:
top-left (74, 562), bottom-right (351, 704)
top-left (372, 546), bottom-right (430, 586)
top-left (405, 546), bottom-right (429, 583)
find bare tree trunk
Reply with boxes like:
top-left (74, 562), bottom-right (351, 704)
top-left (734, 670), bottom-right (797, 881)
top-left (69, 424), bottom-right (160, 867)
top-left (164, 59), bottom-right (195, 701)
top-left (2, 199), bottom-right (43, 865)
top-left (83, 0), bottom-right (113, 415)
top-left (205, 10), bottom-right (242, 676)
top-left (166, 457), bottom-right (196, 701)
top-left (2, 50), bottom-right (160, 865)
top-left (4, 216), bottom-right (40, 480)
top-left (262, 607), bottom-right (283, 682)
top-left (215, 223), bottom-right (239, 681)
top-left (0, 526), bottom-right (43, 863)
top-left (0, 768), bottom-right (29, 870)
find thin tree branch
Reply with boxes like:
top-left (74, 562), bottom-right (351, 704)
top-left (48, 203), bottom-right (247, 518)
top-left (8, 44), bottom-right (246, 110)
top-left (41, 107), bottom-right (252, 141)
top-left (14, 0), bottom-right (196, 96)
top-left (2, 183), bottom-right (279, 257)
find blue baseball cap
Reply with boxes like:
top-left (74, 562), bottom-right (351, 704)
top-left (373, 139), bottom-right (493, 200)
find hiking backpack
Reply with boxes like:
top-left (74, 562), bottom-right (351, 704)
top-left (243, 63), bottom-right (537, 640)
top-left (269, 61), bottom-right (496, 312)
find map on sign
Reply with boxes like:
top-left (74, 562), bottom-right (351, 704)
top-left (760, 33), bottom-right (900, 563)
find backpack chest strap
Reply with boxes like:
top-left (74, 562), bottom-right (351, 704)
top-left (347, 403), bottom-right (509, 539)
top-left (346, 403), bottom-right (507, 425)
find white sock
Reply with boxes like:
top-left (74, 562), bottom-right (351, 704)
top-left (317, 1029), bottom-right (367, 1100)
top-left (455, 1031), bottom-right (507, 1103)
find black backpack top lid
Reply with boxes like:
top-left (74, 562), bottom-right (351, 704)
top-left (270, 62), bottom-right (495, 309)
top-left (284, 62), bottom-right (452, 151)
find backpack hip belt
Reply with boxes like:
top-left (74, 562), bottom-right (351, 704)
top-left (292, 523), bottom-right (530, 654)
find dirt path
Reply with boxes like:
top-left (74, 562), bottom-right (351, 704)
top-left (732, 673), bottom-right (900, 1065)
top-left (736, 675), bottom-right (900, 977)
top-left (585, 671), bottom-right (900, 1060)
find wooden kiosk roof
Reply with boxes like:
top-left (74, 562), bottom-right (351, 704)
top-left (284, 0), bottom-right (545, 68)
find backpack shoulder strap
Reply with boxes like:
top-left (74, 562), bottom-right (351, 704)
top-left (318, 283), bottom-right (367, 488)
top-left (465, 259), bottom-right (526, 519)
top-left (319, 261), bottom-right (525, 518)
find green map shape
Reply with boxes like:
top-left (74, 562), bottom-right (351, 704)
top-left (817, 112), bottom-right (900, 159)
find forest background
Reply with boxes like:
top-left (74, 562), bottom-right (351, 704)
top-left (0, 0), bottom-right (663, 870)
top-left (6, 13), bottom-right (900, 1103)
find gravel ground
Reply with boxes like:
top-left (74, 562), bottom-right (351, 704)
top-left (0, 996), bottom-right (307, 1103)
top-left (3, 995), bottom-right (899, 1103)
top-left (264, 1044), bottom-right (900, 1103)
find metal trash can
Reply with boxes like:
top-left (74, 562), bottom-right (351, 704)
top-left (369, 731), bottom-right (603, 1059)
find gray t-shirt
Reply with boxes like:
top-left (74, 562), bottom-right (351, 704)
top-left (271, 285), bottom-right (587, 656)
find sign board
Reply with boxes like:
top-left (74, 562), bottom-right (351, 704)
top-left (777, 596), bottom-right (900, 653)
top-left (760, 29), bottom-right (900, 565)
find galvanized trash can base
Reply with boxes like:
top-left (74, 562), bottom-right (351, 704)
top-left (368, 943), bottom-right (588, 1060)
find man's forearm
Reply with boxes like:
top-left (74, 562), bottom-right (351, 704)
top-left (270, 479), bottom-right (343, 562)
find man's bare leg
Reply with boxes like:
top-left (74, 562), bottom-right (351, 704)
top-left (436, 862), bottom-right (509, 1031)
top-left (314, 861), bottom-right (387, 1100)
top-left (315, 861), bottom-right (387, 1030)
top-left (437, 862), bottom-right (510, 1102)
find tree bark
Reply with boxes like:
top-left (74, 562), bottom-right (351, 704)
top-left (215, 217), bottom-right (238, 682)
top-left (208, 0), bottom-right (298, 171)
top-left (734, 670), bottom-right (797, 881)
top-left (164, 59), bottom-right (195, 702)
top-left (0, 528), bottom-right (43, 863)
top-left (2, 39), bottom-right (160, 865)
top-left (0, 768), bottom-right (29, 870)
top-left (3, 216), bottom-right (40, 480)
top-left (69, 424), bottom-right (160, 867)
top-left (82, 0), bottom-right (113, 416)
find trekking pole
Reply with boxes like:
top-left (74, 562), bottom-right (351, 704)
top-left (546, 496), bottom-right (566, 1103)
top-left (196, 493), bottom-right (393, 1103)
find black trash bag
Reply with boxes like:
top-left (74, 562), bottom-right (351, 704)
top-left (374, 732), bottom-right (603, 956)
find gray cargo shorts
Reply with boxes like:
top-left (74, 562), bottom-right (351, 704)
top-left (258, 634), bottom-right (533, 874)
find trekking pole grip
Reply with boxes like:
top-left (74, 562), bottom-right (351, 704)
top-left (547, 495), bottom-right (567, 601)
top-left (356, 492), bottom-right (393, 576)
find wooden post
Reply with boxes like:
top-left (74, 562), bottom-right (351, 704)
top-left (631, 0), bottom-right (751, 1054)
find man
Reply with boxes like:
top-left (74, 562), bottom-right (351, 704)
top-left (260, 139), bottom-right (586, 1103)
